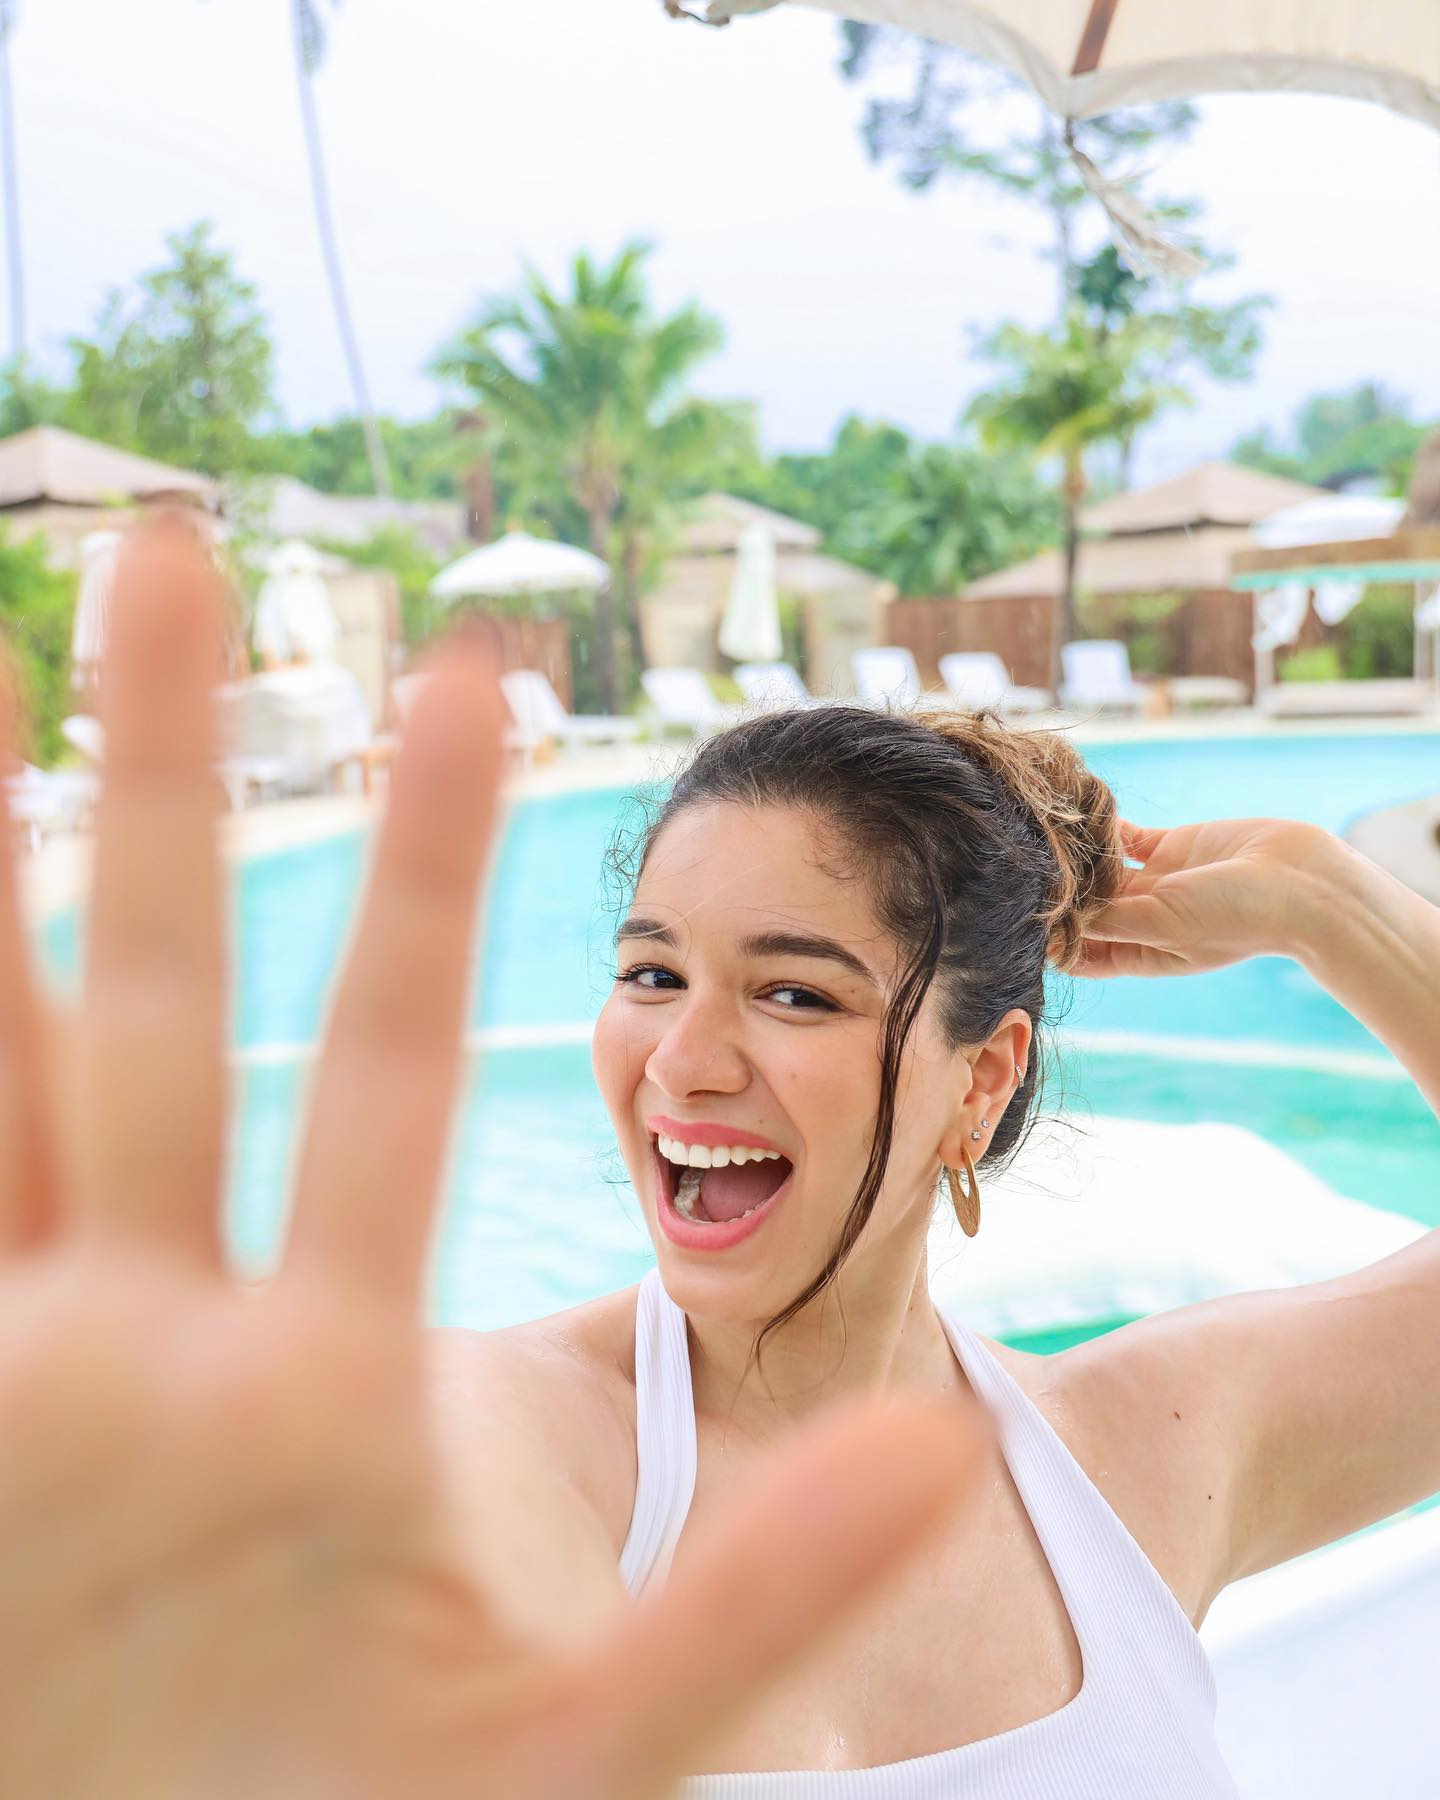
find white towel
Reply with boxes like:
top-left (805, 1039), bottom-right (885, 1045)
top-left (1313, 580), bottom-right (1365, 626)
top-left (1251, 583), bottom-right (1310, 652)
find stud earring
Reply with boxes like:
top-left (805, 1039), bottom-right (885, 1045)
top-left (969, 1129), bottom-right (980, 1141)
top-left (946, 1147), bottom-right (981, 1237)
top-left (980, 1117), bottom-right (990, 1128)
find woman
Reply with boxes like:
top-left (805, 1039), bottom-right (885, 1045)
top-left (1, 522), bottom-right (1437, 1797)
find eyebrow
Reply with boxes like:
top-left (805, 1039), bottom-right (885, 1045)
top-left (615, 917), bottom-right (878, 986)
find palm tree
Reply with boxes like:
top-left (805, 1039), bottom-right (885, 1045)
top-left (436, 244), bottom-right (727, 711)
top-left (968, 312), bottom-right (1187, 689)
top-left (291, 0), bottom-right (391, 495)
top-left (0, 1), bottom-right (24, 364)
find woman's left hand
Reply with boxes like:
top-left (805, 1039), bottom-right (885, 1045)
top-left (1071, 816), bottom-right (1340, 979)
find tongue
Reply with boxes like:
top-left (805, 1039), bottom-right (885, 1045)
top-left (700, 1157), bottom-right (791, 1223)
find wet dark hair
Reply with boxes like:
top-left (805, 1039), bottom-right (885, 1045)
top-left (609, 701), bottom-right (1125, 1345)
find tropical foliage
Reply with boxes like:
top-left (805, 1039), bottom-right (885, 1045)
top-left (1233, 382), bottom-right (1430, 495)
top-left (434, 241), bottom-right (745, 709)
top-left (0, 528), bottom-right (74, 765)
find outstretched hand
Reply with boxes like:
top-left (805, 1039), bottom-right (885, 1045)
top-left (0, 520), bottom-right (977, 1799)
top-left (1071, 815), bottom-right (1335, 980)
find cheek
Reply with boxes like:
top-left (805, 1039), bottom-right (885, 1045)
top-left (590, 995), bottom-right (652, 1126)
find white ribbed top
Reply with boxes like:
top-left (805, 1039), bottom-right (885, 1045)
top-left (619, 1269), bottom-right (1239, 1798)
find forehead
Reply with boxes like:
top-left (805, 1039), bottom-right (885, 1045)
top-left (634, 800), bottom-right (882, 943)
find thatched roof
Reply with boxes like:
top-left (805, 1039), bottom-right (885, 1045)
top-left (677, 492), bottom-right (822, 555)
top-left (247, 475), bottom-right (468, 559)
top-left (963, 525), bottom-right (1263, 601)
top-left (963, 461), bottom-right (1328, 601)
top-left (1081, 461), bottom-right (1321, 535)
top-left (0, 425), bottom-right (219, 510)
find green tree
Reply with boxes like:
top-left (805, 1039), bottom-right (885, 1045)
top-left (288, 0), bottom-right (391, 496)
top-left (846, 442), bottom-right (1058, 597)
top-left (0, 528), bottom-right (74, 765)
top-left (733, 416), bottom-right (916, 551)
top-left (63, 222), bottom-right (276, 475)
top-left (1233, 382), bottom-right (1430, 494)
top-left (260, 412), bottom-right (465, 499)
top-left (435, 242), bottom-right (728, 711)
top-left (969, 312), bottom-right (1188, 686)
top-left (838, 25), bottom-right (1199, 311)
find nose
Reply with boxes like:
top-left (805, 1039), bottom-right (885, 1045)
top-left (643, 989), bottom-right (750, 1103)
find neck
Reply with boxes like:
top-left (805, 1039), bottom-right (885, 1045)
top-left (683, 1231), bottom-right (965, 1436)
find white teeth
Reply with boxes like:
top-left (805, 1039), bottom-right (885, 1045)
top-left (656, 1135), bottom-right (783, 1169)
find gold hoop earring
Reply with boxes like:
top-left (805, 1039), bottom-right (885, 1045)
top-left (946, 1146), bottom-right (981, 1238)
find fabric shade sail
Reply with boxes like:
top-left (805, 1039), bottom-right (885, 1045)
top-left (680, 1), bottom-right (1440, 134)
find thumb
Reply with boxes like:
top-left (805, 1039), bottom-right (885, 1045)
top-left (1082, 891), bottom-right (1175, 946)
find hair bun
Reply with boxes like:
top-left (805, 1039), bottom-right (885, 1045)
top-left (916, 709), bottom-right (1125, 971)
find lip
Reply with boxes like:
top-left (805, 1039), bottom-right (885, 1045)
top-left (645, 1114), bottom-right (786, 1154)
top-left (650, 1137), bottom-right (793, 1253)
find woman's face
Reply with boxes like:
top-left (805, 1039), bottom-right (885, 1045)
top-left (592, 801), bottom-right (1020, 1328)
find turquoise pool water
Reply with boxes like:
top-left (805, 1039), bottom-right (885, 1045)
top-left (41, 731), bottom-right (1440, 1334)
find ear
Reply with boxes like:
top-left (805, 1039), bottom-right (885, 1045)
top-left (936, 1009), bottom-right (1033, 1168)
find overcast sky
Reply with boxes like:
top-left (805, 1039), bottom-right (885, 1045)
top-left (19, 0), bottom-right (1440, 478)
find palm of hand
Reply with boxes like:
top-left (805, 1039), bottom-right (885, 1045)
top-left (1074, 816), bottom-right (1328, 979)
top-left (0, 524), bottom-right (968, 1800)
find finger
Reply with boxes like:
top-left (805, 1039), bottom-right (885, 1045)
top-left (1117, 819), bottom-right (1166, 863)
top-left (0, 665), bottom-right (60, 1252)
top-left (70, 516), bottom-right (229, 1264)
top-left (284, 640), bottom-right (504, 1318)
top-left (578, 1397), bottom-right (985, 1791)
top-left (1081, 891), bottom-right (1174, 945)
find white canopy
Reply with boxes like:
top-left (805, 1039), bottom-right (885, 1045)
top-left (1254, 495), bottom-right (1408, 550)
top-left (431, 532), bottom-right (610, 603)
top-left (686, 1), bottom-right (1440, 134)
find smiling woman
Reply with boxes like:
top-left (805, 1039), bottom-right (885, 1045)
top-left (6, 528), bottom-right (1440, 1799)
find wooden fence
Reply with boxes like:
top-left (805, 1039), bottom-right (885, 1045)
top-left (883, 589), bottom-right (1261, 691)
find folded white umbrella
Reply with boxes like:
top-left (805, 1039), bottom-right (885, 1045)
top-left (675, 1), bottom-right (1440, 134)
top-left (432, 532), bottom-right (610, 602)
top-left (718, 521), bottom-right (782, 664)
top-left (70, 529), bottom-right (123, 679)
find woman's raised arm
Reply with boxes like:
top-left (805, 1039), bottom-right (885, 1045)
top-left (1068, 815), bottom-right (1440, 1597)
top-left (0, 518), bottom-right (978, 1799)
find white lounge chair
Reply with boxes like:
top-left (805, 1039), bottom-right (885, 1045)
top-left (64, 710), bottom-right (295, 811)
top-left (733, 662), bottom-right (817, 711)
top-left (938, 653), bottom-right (1053, 716)
top-left (852, 646), bottom-right (924, 707)
top-left (6, 763), bottom-right (95, 852)
top-left (1059, 640), bottom-right (1149, 714)
top-left (641, 667), bottom-right (738, 737)
top-left (500, 669), bottom-right (640, 752)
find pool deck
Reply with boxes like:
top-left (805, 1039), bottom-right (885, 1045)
top-left (21, 704), bottom-right (1440, 926)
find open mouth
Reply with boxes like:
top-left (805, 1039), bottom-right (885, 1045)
top-left (652, 1134), bottom-right (794, 1242)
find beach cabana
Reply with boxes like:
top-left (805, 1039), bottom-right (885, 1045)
top-left (953, 463), bottom-right (1322, 696)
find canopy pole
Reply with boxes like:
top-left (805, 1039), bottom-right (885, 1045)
top-left (1072, 0), bottom-right (1121, 76)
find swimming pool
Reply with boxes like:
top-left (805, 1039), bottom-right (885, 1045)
top-left (41, 729), bottom-right (1440, 1333)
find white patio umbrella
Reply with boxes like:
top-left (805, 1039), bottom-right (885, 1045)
top-left (674, 1), bottom-right (1440, 133)
top-left (718, 521), bottom-right (782, 663)
top-left (431, 532), bottom-right (610, 603)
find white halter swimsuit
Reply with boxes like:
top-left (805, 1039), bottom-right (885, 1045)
top-left (619, 1270), bottom-right (1240, 1798)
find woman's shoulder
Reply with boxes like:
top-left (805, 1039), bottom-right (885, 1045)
top-left (426, 1287), bottom-right (642, 1550)
top-left (989, 1323), bottom-right (1236, 1627)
